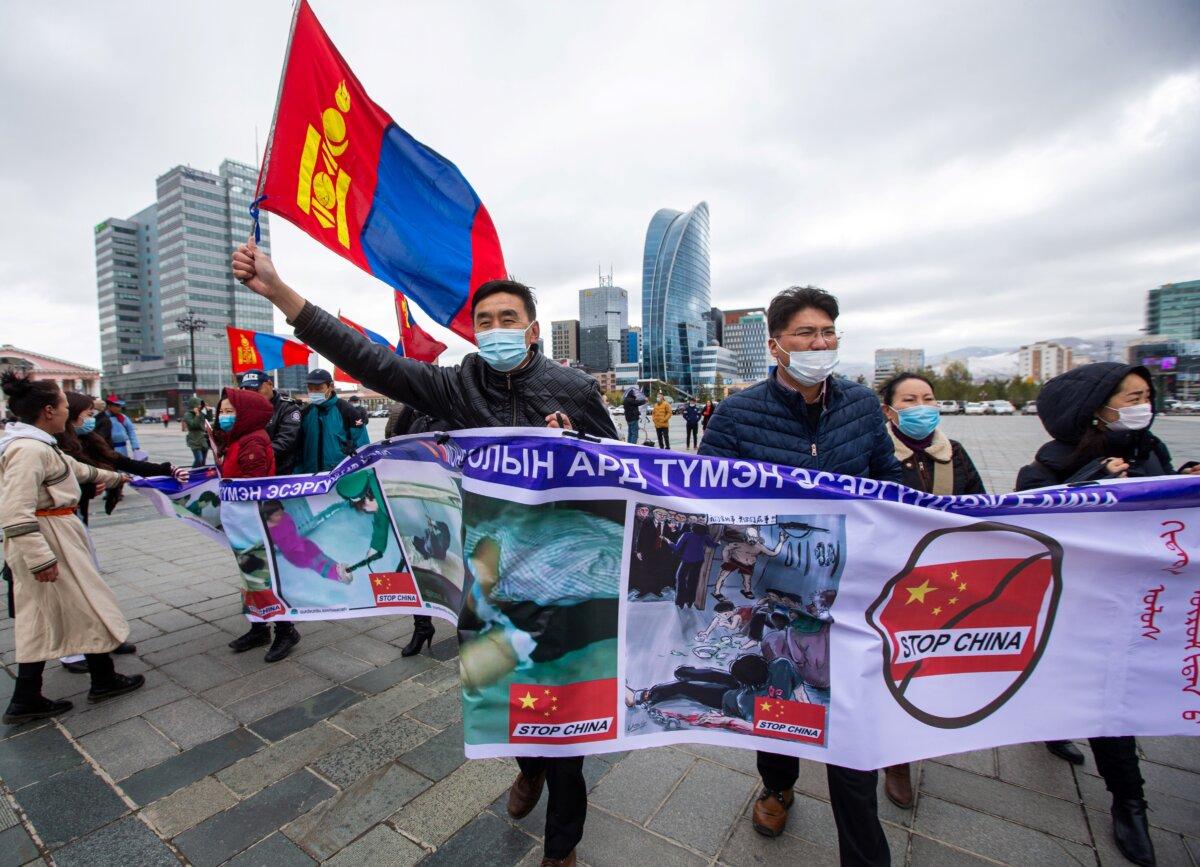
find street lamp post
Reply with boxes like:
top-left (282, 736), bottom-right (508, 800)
top-left (174, 310), bottom-right (208, 397)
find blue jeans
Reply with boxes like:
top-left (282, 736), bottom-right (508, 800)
top-left (626, 420), bottom-right (639, 443)
top-left (191, 448), bottom-right (207, 467)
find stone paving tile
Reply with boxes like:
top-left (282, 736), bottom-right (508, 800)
top-left (0, 714), bottom-right (50, 742)
top-left (397, 721), bottom-right (467, 782)
top-left (589, 746), bottom-right (694, 823)
top-left (144, 696), bottom-right (236, 750)
top-left (1075, 767), bottom-right (1200, 837)
top-left (224, 831), bottom-right (316, 866)
top-left (0, 796), bottom-right (16, 831)
top-left (310, 716), bottom-right (436, 788)
top-left (0, 724), bottom-right (81, 790)
top-left (141, 775), bottom-right (239, 838)
top-left (673, 742), bottom-right (758, 777)
top-left (249, 685), bottom-right (362, 742)
top-left (1139, 736), bottom-right (1200, 774)
top-left (335, 634), bottom-right (405, 667)
top-left (217, 722), bottom-right (352, 797)
top-left (51, 815), bottom-right (178, 867)
top-left (283, 762), bottom-right (429, 860)
top-left (1084, 805), bottom-right (1195, 867)
top-left (907, 833), bottom-right (998, 865)
top-left (173, 769), bottom-right (335, 867)
top-left (344, 653), bottom-right (438, 693)
top-left (14, 763), bottom-right (129, 849)
top-left (142, 608), bottom-right (206, 633)
top-left (120, 727), bottom-right (264, 805)
top-left (139, 629), bottom-right (233, 667)
top-left (995, 741), bottom-right (1080, 800)
top-left (224, 671), bottom-right (334, 724)
top-left (201, 660), bottom-right (304, 708)
top-left (792, 758), bottom-right (831, 801)
top-left (136, 622), bottom-right (220, 654)
top-left (410, 662), bottom-right (459, 693)
top-left (78, 717), bottom-right (179, 781)
top-left (62, 681), bottom-right (188, 737)
top-left (321, 824), bottom-right (427, 867)
top-left (390, 757), bottom-right (516, 846)
top-left (293, 646), bottom-right (375, 682)
top-left (423, 810), bottom-right (537, 866)
top-left (158, 653), bottom-right (241, 692)
top-left (933, 748), bottom-right (997, 777)
top-left (327, 681), bottom-right (436, 737)
top-left (718, 816), bottom-right (836, 865)
top-left (578, 807), bottom-right (707, 867)
top-left (0, 823), bottom-right (40, 867)
top-left (405, 688), bottom-right (462, 730)
top-left (648, 759), bottom-right (756, 855)
top-left (914, 795), bottom-right (1095, 865)
top-left (429, 637), bottom-right (459, 662)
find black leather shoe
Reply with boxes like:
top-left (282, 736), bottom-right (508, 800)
top-left (1045, 740), bottom-right (1085, 765)
top-left (228, 626), bottom-right (271, 653)
top-left (87, 673), bottom-right (145, 704)
top-left (1112, 798), bottom-right (1156, 866)
top-left (264, 625), bottom-right (300, 663)
top-left (61, 658), bottom-right (89, 674)
top-left (3, 696), bottom-right (73, 725)
top-left (113, 642), bottom-right (137, 655)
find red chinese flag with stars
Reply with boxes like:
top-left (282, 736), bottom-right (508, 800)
top-left (752, 696), bottom-right (827, 745)
top-left (369, 571), bottom-right (420, 607)
top-left (509, 679), bottom-right (618, 745)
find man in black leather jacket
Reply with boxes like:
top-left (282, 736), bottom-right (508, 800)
top-left (237, 369), bottom-right (302, 473)
top-left (233, 240), bottom-right (615, 867)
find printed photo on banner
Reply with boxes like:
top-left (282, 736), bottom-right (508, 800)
top-left (624, 508), bottom-right (845, 747)
top-left (458, 494), bottom-right (624, 748)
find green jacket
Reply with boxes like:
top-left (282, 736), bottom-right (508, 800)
top-left (184, 409), bottom-right (208, 450)
top-left (298, 396), bottom-right (354, 473)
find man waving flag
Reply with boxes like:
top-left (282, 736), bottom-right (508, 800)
top-left (254, 0), bottom-right (506, 343)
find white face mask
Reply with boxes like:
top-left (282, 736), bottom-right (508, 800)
top-left (1105, 402), bottom-right (1152, 432)
top-left (772, 341), bottom-right (839, 387)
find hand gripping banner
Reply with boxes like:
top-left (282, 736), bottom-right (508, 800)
top-left (134, 429), bottom-right (1200, 769)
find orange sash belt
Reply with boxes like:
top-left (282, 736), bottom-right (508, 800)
top-left (34, 507), bottom-right (76, 517)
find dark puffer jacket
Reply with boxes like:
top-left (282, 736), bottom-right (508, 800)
top-left (291, 303), bottom-right (618, 438)
top-left (1015, 362), bottom-right (1173, 490)
top-left (698, 373), bottom-right (902, 481)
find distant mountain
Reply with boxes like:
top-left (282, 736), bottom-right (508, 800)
top-left (927, 346), bottom-right (1014, 365)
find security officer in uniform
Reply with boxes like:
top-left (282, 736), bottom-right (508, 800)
top-left (236, 369), bottom-right (303, 474)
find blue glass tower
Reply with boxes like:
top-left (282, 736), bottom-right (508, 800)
top-left (642, 202), bottom-right (711, 393)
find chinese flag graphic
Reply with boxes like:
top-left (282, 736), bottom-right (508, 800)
top-left (752, 696), bottom-right (826, 745)
top-left (369, 571), bottom-right (420, 607)
top-left (243, 589), bottom-right (287, 620)
top-left (509, 679), bottom-right (618, 745)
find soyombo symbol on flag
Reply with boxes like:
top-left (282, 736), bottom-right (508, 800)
top-left (226, 326), bottom-right (312, 375)
top-left (256, 0), bottom-right (506, 342)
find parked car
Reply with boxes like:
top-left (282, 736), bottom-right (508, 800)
top-left (936, 400), bottom-right (961, 415)
top-left (963, 402), bottom-right (987, 416)
top-left (987, 400), bottom-right (1016, 415)
top-left (1022, 401), bottom-right (1038, 415)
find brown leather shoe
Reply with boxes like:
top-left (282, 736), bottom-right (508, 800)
top-left (884, 762), bottom-right (914, 808)
top-left (752, 787), bottom-right (794, 837)
top-left (540, 851), bottom-right (576, 867)
top-left (507, 769), bottom-right (547, 819)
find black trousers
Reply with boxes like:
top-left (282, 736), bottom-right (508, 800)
top-left (758, 751), bottom-right (890, 866)
top-left (646, 666), bottom-right (736, 710)
top-left (686, 422), bottom-right (699, 449)
top-left (675, 561), bottom-right (703, 608)
top-left (656, 427), bottom-right (670, 449)
top-left (1090, 736), bottom-right (1144, 800)
top-left (12, 655), bottom-right (117, 702)
top-left (516, 755), bottom-right (586, 859)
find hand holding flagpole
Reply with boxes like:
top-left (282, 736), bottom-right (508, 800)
top-left (233, 238), bottom-right (307, 321)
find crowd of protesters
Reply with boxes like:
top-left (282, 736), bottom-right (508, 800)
top-left (0, 241), bottom-right (1183, 866)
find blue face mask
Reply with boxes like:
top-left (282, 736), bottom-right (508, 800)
top-left (308, 392), bottom-right (327, 405)
top-left (476, 324), bottom-right (532, 372)
top-left (893, 405), bottom-right (940, 439)
top-left (217, 414), bottom-right (236, 432)
top-left (75, 417), bottom-right (96, 436)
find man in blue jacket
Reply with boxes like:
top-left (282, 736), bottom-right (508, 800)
top-left (297, 369), bottom-right (358, 473)
top-left (699, 285), bottom-right (901, 866)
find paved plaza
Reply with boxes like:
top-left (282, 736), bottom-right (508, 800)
top-left (1, 416), bottom-right (1198, 866)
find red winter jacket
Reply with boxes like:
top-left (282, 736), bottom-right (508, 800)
top-left (215, 388), bottom-right (276, 479)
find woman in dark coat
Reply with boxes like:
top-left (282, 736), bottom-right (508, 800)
top-left (1015, 362), bottom-right (1198, 867)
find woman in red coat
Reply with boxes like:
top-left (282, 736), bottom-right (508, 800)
top-left (214, 387), bottom-right (301, 661)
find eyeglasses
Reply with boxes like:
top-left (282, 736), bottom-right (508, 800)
top-left (780, 328), bottom-right (842, 345)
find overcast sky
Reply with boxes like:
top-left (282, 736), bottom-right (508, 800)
top-left (1, 1), bottom-right (1197, 369)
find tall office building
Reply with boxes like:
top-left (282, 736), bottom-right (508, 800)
top-left (704, 307), bottom-right (724, 347)
top-left (578, 276), bottom-right (629, 372)
top-left (874, 348), bottom-right (926, 386)
top-left (94, 159), bottom-right (272, 413)
top-left (695, 345), bottom-right (738, 390)
top-left (1018, 342), bottom-right (1072, 383)
top-left (723, 308), bottom-right (771, 383)
top-left (551, 319), bottom-right (580, 363)
top-left (1146, 279), bottom-right (1200, 339)
top-left (642, 202), bottom-right (711, 393)
top-left (625, 326), bottom-right (641, 366)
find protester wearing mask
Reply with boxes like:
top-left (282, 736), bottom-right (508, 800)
top-left (237, 369), bottom-right (303, 473)
top-left (621, 386), bottom-right (647, 444)
top-left (681, 396), bottom-right (703, 450)
top-left (876, 372), bottom-right (984, 809)
top-left (297, 369), bottom-right (360, 473)
top-left (652, 394), bottom-right (672, 449)
top-left (98, 394), bottom-right (139, 457)
top-left (1016, 362), bottom-right (1197, 867)
top-left (184, 396), bottom-right (210, 467)
top-left (233, 239), bottom-right (617, 867)
top-left (700, 286), bottom-right (899, 864)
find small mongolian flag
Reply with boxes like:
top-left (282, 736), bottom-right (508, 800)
top-left (508, 679), bottom-right (618, 745)
top-left (226, 326), bottom-right (312, 375)
top-left (255, 0), bottom-right (506, 343)
top-left (395, 291), bottom-right (446, 364)
top-left (333, 312), bottom-right (394, 384)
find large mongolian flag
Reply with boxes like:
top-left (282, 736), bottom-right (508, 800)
top-left (255, 0), bottom-right (506, 343)
top-left (226, 326), bottom-right (312, 375)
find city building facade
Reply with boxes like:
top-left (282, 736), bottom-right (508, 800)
top-left (550, 319), bottom-right (580, 363)
top-left (1018, 341), bottom-right (1073, 383)
top-left (1146, 279), bottom-right (1200, 340)
top-left (642, 202), bottom-right (711, 393)
top-left (874, 347), bottom-right (926, 386)
top-left (0, 347), bottom-right (100, 419)
top-left (625, 327), bottom-right (641, 366)
top-left (704, 307), bottom-right (724, 347)
top-left (723, 308), bottom-right (771, 383)
top-left (694, 345), bottom-right (739, 392)
top-left (578, 278), bottom-right (629, 372)
top-left (1127, 336), bottom-right (1200, 403)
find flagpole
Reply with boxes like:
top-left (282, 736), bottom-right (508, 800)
top-left (254, 0), bottom-right (303, 200)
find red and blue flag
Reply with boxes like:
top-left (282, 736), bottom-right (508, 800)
top-left (226, 326), bottom-right (312, 375)
top-left (255, 0), bottom-right (506, 343)
top-left (334, 313), bottom-right (392, 384)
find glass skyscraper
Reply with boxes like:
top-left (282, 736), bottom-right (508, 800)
top-left (641, 202), bottom-right (711, 394)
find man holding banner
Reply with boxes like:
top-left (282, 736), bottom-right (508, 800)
top-left (232, 244), bottom-right (617, 867)
top-left (700, 286), bottom-right (900, 865)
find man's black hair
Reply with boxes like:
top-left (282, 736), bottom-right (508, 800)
top-left (713, 600), bottom-right (736, 613)
top-left (767, 286), bottom-right (839, 337)
top-left (471, 279), bottom-right (537, 322)
top-left (730, 653), bottom-right (770, 686)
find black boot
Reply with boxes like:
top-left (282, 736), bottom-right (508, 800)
top-left (1046, 740), bottom-right (1085, 765)
top-left (85, 653), bottom-right (145, 704)
top-left (228, 622), bottom-right (271, 653)
top-left (401, 616), bottom-right (435, 657)
top-left (1112, 798), bottom-right (1156, 866)
top-left (264, 623), bottom-right (300, 663)
top-left (3, 662), bottom-right (72, 725)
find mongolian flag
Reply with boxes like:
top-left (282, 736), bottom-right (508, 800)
top-left (395, 291), bottom-right (446, 364)
top-left (226, 326), bottom-right (312, 375)
top-left (255, 0), bottom-right (506, 343)
top-left (333, 313), bottom-right (394, 384)
top-left (508, 679), bottom-right (618, 745)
